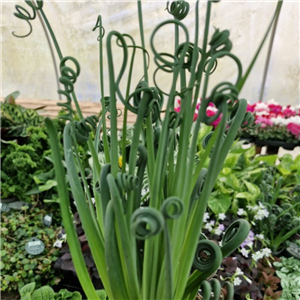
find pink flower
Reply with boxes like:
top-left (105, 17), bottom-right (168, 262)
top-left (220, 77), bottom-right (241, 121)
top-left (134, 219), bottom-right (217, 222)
top-left (246, 103), bottom-right (255, 112)
top-left (282, 106), bottom-right (297, 118)
top-left (287, 122), bottom-right (300, 139)
top-left (206, 107), bottom-right (222, 128)
top-left (268, 103), bottom-right (282, 114)
top-left (255, 116), bottom-right (273, 127)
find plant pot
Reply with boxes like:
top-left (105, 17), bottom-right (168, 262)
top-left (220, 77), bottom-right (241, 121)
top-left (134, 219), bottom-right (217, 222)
top-left (255, 139), bottom-right (298, 153)
top-left (272, 247), bottom-right (285, 257)
top-left (0, 197), bottom-right (18, 204)
top-left (284, 243), bottom-right (300, 260)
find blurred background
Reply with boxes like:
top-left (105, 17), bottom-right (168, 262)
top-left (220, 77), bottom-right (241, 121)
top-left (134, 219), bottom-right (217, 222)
top-left (1, 1), bottom-right (299, 106)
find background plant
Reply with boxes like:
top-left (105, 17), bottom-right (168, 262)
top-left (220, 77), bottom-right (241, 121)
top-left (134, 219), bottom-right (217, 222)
top-left (274, 257), bottom-right (300, 300)
top-left (0, 202), bottom-right (62, 292)
top-left (12, 0), bottom-right (284, 299)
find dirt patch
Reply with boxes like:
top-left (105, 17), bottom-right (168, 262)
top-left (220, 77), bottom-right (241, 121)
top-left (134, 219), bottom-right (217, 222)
top-left (1, 291), bottom-right (20, 300)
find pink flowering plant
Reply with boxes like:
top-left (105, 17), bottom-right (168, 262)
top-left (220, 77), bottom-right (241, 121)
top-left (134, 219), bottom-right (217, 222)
top-left (175, 98), bottom-right (223, 128)
top-left (238, 99), bottom-right (300, 145)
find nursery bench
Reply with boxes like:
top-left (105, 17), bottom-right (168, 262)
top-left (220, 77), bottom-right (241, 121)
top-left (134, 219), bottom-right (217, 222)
top-left (1, 98), bottom-right (137, 130)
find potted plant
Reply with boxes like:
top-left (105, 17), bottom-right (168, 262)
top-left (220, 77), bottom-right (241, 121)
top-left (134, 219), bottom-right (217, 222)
top-left (11, 0), bottom-right (286, 299)
top-left (238, 99), bottom-right (300, 154)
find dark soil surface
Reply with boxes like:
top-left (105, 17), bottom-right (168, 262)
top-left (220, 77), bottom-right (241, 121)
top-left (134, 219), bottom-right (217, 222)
top-left (1, 292), bottom-right (20, 300)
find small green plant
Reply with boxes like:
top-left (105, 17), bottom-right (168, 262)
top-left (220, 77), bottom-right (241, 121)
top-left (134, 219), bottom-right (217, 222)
top-left (274, 257), bottom-right (300, 300)
top-left (0, 203), bottom-right (62, 292)
top-left (18, 282), bottom-right (107, 300)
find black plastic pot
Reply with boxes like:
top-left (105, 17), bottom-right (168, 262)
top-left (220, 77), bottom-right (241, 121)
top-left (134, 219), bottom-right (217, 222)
top-left (284, 242), bottom-right (300, 260)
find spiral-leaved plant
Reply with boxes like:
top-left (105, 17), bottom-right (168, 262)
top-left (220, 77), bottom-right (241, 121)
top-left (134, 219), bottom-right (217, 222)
top-left (13, 1), bottom-right (254, 299)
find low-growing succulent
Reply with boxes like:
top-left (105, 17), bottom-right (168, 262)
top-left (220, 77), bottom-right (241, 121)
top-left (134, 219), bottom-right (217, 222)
top-left (0, 202), bottom-right (62, 291)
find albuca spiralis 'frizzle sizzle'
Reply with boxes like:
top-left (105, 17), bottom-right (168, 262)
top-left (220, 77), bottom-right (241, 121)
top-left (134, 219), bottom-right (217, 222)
top-left (12, 1), bottom-right (257, 299)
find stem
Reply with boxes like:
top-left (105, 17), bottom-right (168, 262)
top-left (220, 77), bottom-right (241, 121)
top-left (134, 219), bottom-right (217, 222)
top-left (259, 1), bottom-right (283, 101)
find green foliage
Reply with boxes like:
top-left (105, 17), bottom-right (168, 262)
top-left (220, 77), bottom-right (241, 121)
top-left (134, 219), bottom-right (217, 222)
top-left (0, 203), bottom-right (62, 292)
top-left (207, 143), bottom-right (269, 214)
top-left (19, 283), bottom-right (87, 300)
top-left (0, 95), bottom-right (44, 137)
top-left (0, 137), bottom-right (55, 201)
top-left (274, 257), bottom-right (300, 300)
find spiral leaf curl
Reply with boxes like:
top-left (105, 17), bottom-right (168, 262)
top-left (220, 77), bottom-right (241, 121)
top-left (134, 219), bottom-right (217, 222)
top-left (222, 281), bottom-right (234, 300)
top-left (175, 43), bottom-right (199, 70)
top-left (151, 20), bottom-right (189, 70)
top-left (229, 104), bottom-right (257, 129)
top-left (12, 1), bottom-right (43, 38)
top-left (131, 207), bottom-right (165, 240)
top-left (198, 281), bottom-right (212, 300)
top-left (192, 240), bottom-right (222, 272)
top-left (207, 278), bottom-right (221, 300)
top-left (73, 115), bottom-right (98, 143)
top-left (221, 219), bottom-right (250, 258)
top-left (160, 196), bottom-right (183, 220)
top-left (116, 172), bottom-right (139, 194)
top-left (183, 240), bottom-right (222, 299)
top-left (92, 15), bottom-right (105, 41)
top-left (166, 1), bottom-right (190, 20)
top-left (167, 111), bottom-right (182, 129)
top-left (57, 56), bottom-right (81, 120)
top-left (209, 28), bottom-right (233, 57)
top-left (120, 81), bottom-right (163, 125)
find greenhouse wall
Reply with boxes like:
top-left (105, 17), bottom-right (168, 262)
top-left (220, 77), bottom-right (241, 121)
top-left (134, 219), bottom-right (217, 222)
top-left (1, 1), bottom-right (299, 106)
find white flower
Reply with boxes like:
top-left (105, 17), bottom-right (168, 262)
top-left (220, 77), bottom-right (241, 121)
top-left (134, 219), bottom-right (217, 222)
top-left (255, 111), bottom-right (268, 116)
top-left (218, 213), bottom-right (226, 220)
top-left (235, 267), bottom-right (244, 276)
top-left (271, 116), bottom-right (285, 126)
top-left (255, 102), bottom-right (269, 110)
top-left (254, 208), bottom-right (269, 220)
top-left (267, 99), bottom-right (279, 105)
top-left (262, 248), bottom-right (272, 257)
top-left (62, 234), bottom-right (67, 240)
top-left (214, 228), bottom-right (222, 236)
top-left (233, 277), bottom-right (242, 286)
top-left (237, 208), bottom-right (246, 216)
top-left (247, 242), bottom-right (253, 249)
top-left (205, 223), bottom-right (213, 232)
top-left (53, 240), bottom-right (63, 248)
top-left (241, 248), bottom-right (250, 258)
top-left (256, 234), bottom-right (264, 240)
top-left (203, 212), bottom-right (210, 223)
top-left (252, 251), bottom-right (263, 262)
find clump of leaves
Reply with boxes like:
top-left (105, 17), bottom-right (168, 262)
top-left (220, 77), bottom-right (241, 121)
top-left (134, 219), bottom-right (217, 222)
top-left (274, 257), bottom-right (300, 300)
top-left (256, 257), bottom-right (282, 300)
top-left (19, 282), bottom-right (107, 300)
top-left (0, 115), bottom-right (57, 202)
top-left (0, 202), bottom-right (63, 292)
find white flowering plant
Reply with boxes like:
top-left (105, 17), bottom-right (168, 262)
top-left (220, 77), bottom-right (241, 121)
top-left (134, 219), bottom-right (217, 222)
top-left (238, 99), bottom-right (300, 145)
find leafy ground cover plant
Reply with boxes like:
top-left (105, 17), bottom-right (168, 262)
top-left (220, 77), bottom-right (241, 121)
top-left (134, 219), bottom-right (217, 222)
top-left (0, 202), bottom-right (62, 292)
top-left (274, 257), bottom-right (300, 300)
top-left (18, 282), bottom-right (107, 300)
top-left (0, 94), bottom-right (67, 202)
top-left (11, 0), bottom-right (286, 299)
